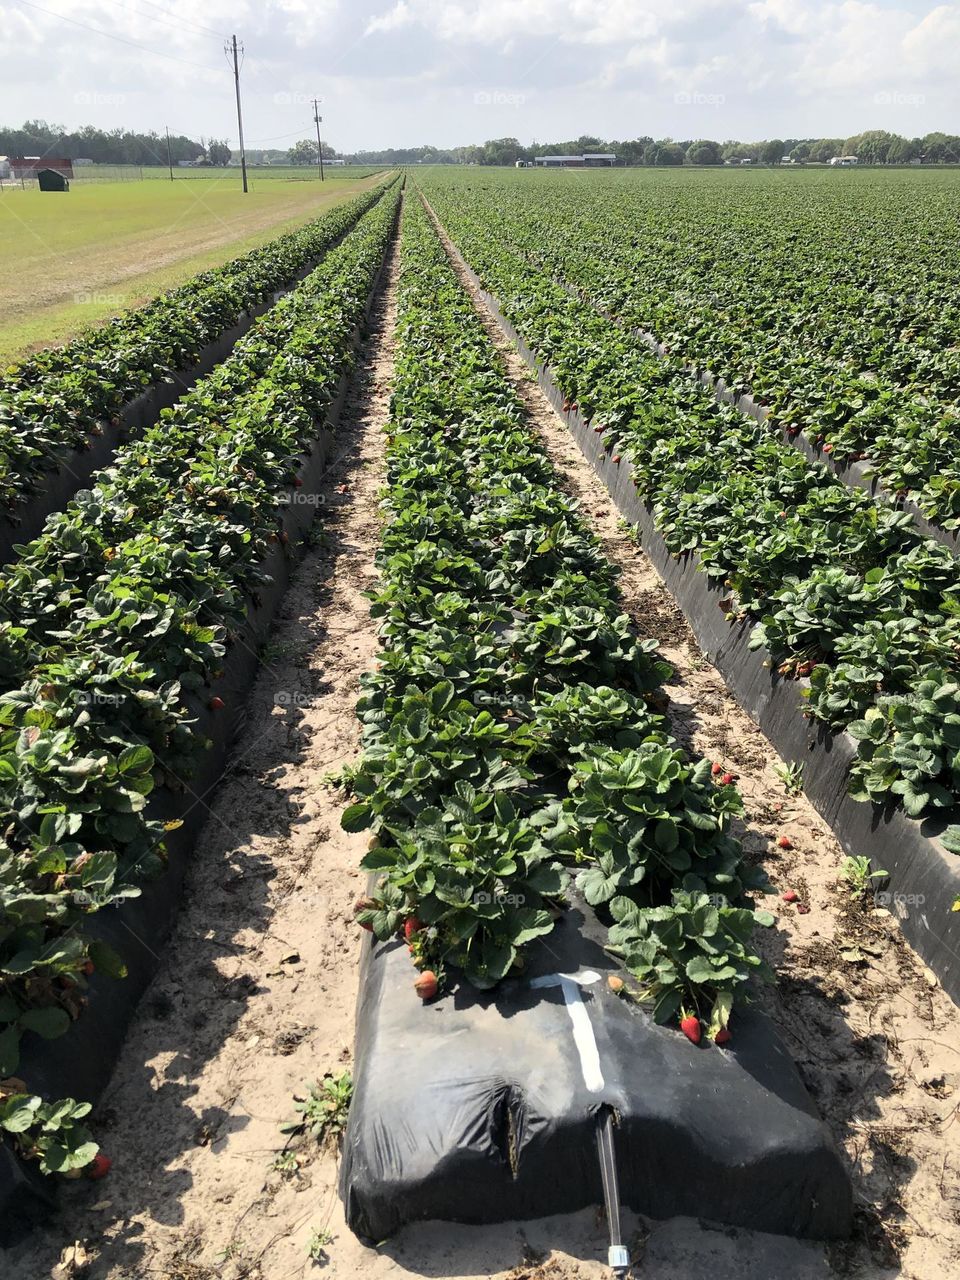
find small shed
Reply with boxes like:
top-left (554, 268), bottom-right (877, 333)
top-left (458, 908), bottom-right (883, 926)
top-left (38, 168), bottom-right (69, 192)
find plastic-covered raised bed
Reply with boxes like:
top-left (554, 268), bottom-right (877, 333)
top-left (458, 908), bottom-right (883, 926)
top-left (0, 201), bottom-right (400, 1242)
top-left (431, 211), bottom-right (960, 1008)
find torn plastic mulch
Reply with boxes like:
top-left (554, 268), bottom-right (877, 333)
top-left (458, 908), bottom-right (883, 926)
top-left (339, 898), bottom-right (852, 1243)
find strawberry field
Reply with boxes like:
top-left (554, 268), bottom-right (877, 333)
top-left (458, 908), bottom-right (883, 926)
top-left (2, 169), bottom-right (960, 1277)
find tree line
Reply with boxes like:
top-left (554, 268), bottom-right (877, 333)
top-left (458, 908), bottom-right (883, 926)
top-left (342, 130), bottom-right (960, 166)
top-left (0, 120), bottom-right (229, 167)
top-left (4, 120), bottom-right (959, 170)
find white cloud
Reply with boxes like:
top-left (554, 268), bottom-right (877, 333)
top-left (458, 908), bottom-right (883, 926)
top-left (0, 0), bottom-right (957, 149)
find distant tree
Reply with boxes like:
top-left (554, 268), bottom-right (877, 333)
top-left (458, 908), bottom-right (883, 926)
top-left (789, 142), bottom-right (811, 163)
top-left (807, 138), bottom-right (842, 163)
top-left (685, 139), bottom-right (722, 165)
top-left (921, 131), bottom-right (960, 163)
top-left (207, 139), bottom-right (231, 166)
top-left (643, 140), bottom-right (685, 166)
top-left (886, 136), bottom-right (919, 164)
top-left (760, 139), bottom-right (785, 164)
top-left (288, 139), bottom-right (319, 166)
top-left (481, 137), bottom-right (524, 166)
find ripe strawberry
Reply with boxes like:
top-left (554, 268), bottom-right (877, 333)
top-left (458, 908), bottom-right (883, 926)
top-left (824, 443), bottom-right (834, 455)
top-left (680, 1011), bottom-right (701, 1044)
top-left (777, 836), bottom-right (792, 850)
top-left (81, 959), bottom-right (95, 976)
top-left (208, 696), bottom-right (225, 712)
top-left (612, 454), bottom-right (622, 464)
top-left (721, 772), bottom-right (735, 785)
top-left (782, 889), bottom-right (799, 903)
top-left (278, 529), bottom-right (289, 545)
top-left (403, 917), bottom-right (423, 941)
top-left (87, 1153), bottom-right (111, 1180)
top-left (414, 970), bottom-right (439, 1001)
top-left (711, 762), bottom-right (724, 776)
top-left (293, 476), bottom-right (303, 488)
top-left (796, 903), bottom-right (811, 915)
top-left (714, 1027), bottom-right (732, 1046)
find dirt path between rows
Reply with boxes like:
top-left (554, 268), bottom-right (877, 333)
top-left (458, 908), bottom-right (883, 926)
top-left (421, 194), bottom-right (960, 1280)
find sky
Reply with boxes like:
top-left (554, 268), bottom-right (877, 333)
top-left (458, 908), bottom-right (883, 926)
top-left (1, 0), bottom-right (957, 151)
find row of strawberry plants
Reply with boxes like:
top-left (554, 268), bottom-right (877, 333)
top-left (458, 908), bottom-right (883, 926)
top-left (0, 184), bottom-right (401, 1178)
top-left (422, 169), bottom-right (960, 529)
top-left (418, 183), bottom-right (960, 841)
top-left (0, 178), bottom-right (392, 514)
top-left (342, 196), bottom-right (773, 1050)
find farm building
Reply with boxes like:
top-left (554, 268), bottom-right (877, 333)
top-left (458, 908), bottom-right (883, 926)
top-left (533, 153), bottom-right (617, 167)
top-left (10, 155), bottom-right (74, 180)
top-left (0, 156), bottom-right (10, 178)
top-left (830, 155), bottom-right (859, 166)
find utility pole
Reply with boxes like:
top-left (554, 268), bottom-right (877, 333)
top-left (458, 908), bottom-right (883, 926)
top-left (164, 124), bottom-right (174, 181)
top-left (312, 99), bottom-right (324, 181)
top-left (226, 34), bottom-right (249, 193)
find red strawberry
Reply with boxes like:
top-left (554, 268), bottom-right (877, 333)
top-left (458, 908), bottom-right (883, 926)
top-left (796, 903), bottom-right (811, 915)
top-left (208, 696), bottom-right (225, 712)
top-left (824, 443), bottom-right (834, 454)
top-left (87, 1153), bottom-right (111, 1180)
top-left (714, 1027), bottom-right (732, 1046)
top-left (782, 889), bottom-right (799, 903)
top-left (414, 970), bottom-right (438, 1001)
top-left (403, 917), bottom-right (423, 941)
top-left (721, 772), bottom-right (735, 785)
top-left (680, 1012), bottom-right (701, 1044)
top-left (81, 959), bottom-right (95, 976)
top-left (612, 454), bottom-right (622, 464)
top-left (711, 762), bottom-right (723, 776)
top-left (278, 529), bottom-right (289, 545)
top-left (293, 476), bottom-right (303, 488)
top-left (777, 836), bottom-right (792, 850)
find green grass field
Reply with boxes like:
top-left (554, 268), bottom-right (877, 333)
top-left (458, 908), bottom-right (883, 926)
top-left (0, 172), bottom-right (387, 362)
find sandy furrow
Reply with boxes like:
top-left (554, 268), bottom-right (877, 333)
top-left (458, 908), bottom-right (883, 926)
top-left (421, 194), bottom-right (960, 1280)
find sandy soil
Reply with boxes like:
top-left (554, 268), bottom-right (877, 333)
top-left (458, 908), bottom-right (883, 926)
top-left (4, 196), bottom-right (959, 1280)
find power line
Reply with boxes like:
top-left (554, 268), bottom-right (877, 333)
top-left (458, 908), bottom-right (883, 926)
top-left (135, 0), bottom-right (228, 40)
top-left (11, 0), bottom-right (223, 74)
top-left (94, 0), bottom-right (229, 44)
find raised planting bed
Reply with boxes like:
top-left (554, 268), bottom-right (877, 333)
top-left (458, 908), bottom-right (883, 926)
top-left (428, 166), bottom-right (960, 534)
top-left (540, 263), bottom-right (960, 556)
top-left (337, 196), bottom-right (851, 1244)
top-left (0, 179), bottom-right (396, 563)
top-left (343, 901), bottom-right (851, 1242)
top-left (0, 185), bottom-right (402, 1237)
top-left (424, 195), bottom-right (960, 1007)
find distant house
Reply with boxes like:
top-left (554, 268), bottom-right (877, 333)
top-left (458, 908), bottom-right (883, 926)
top-left (74, 157), bottom-right (94, 166)
top-left (829, 155), bottom-right (858, 166)
top-left (0, 156), bottom-right (10, 179)
top-left (11, 156), bottom-right (74, 179)
top-left (533, 153), bottom-right (616, 168)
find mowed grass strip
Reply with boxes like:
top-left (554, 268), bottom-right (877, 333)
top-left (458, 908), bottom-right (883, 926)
top-left (0, 173), bottom-right (388, 362)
